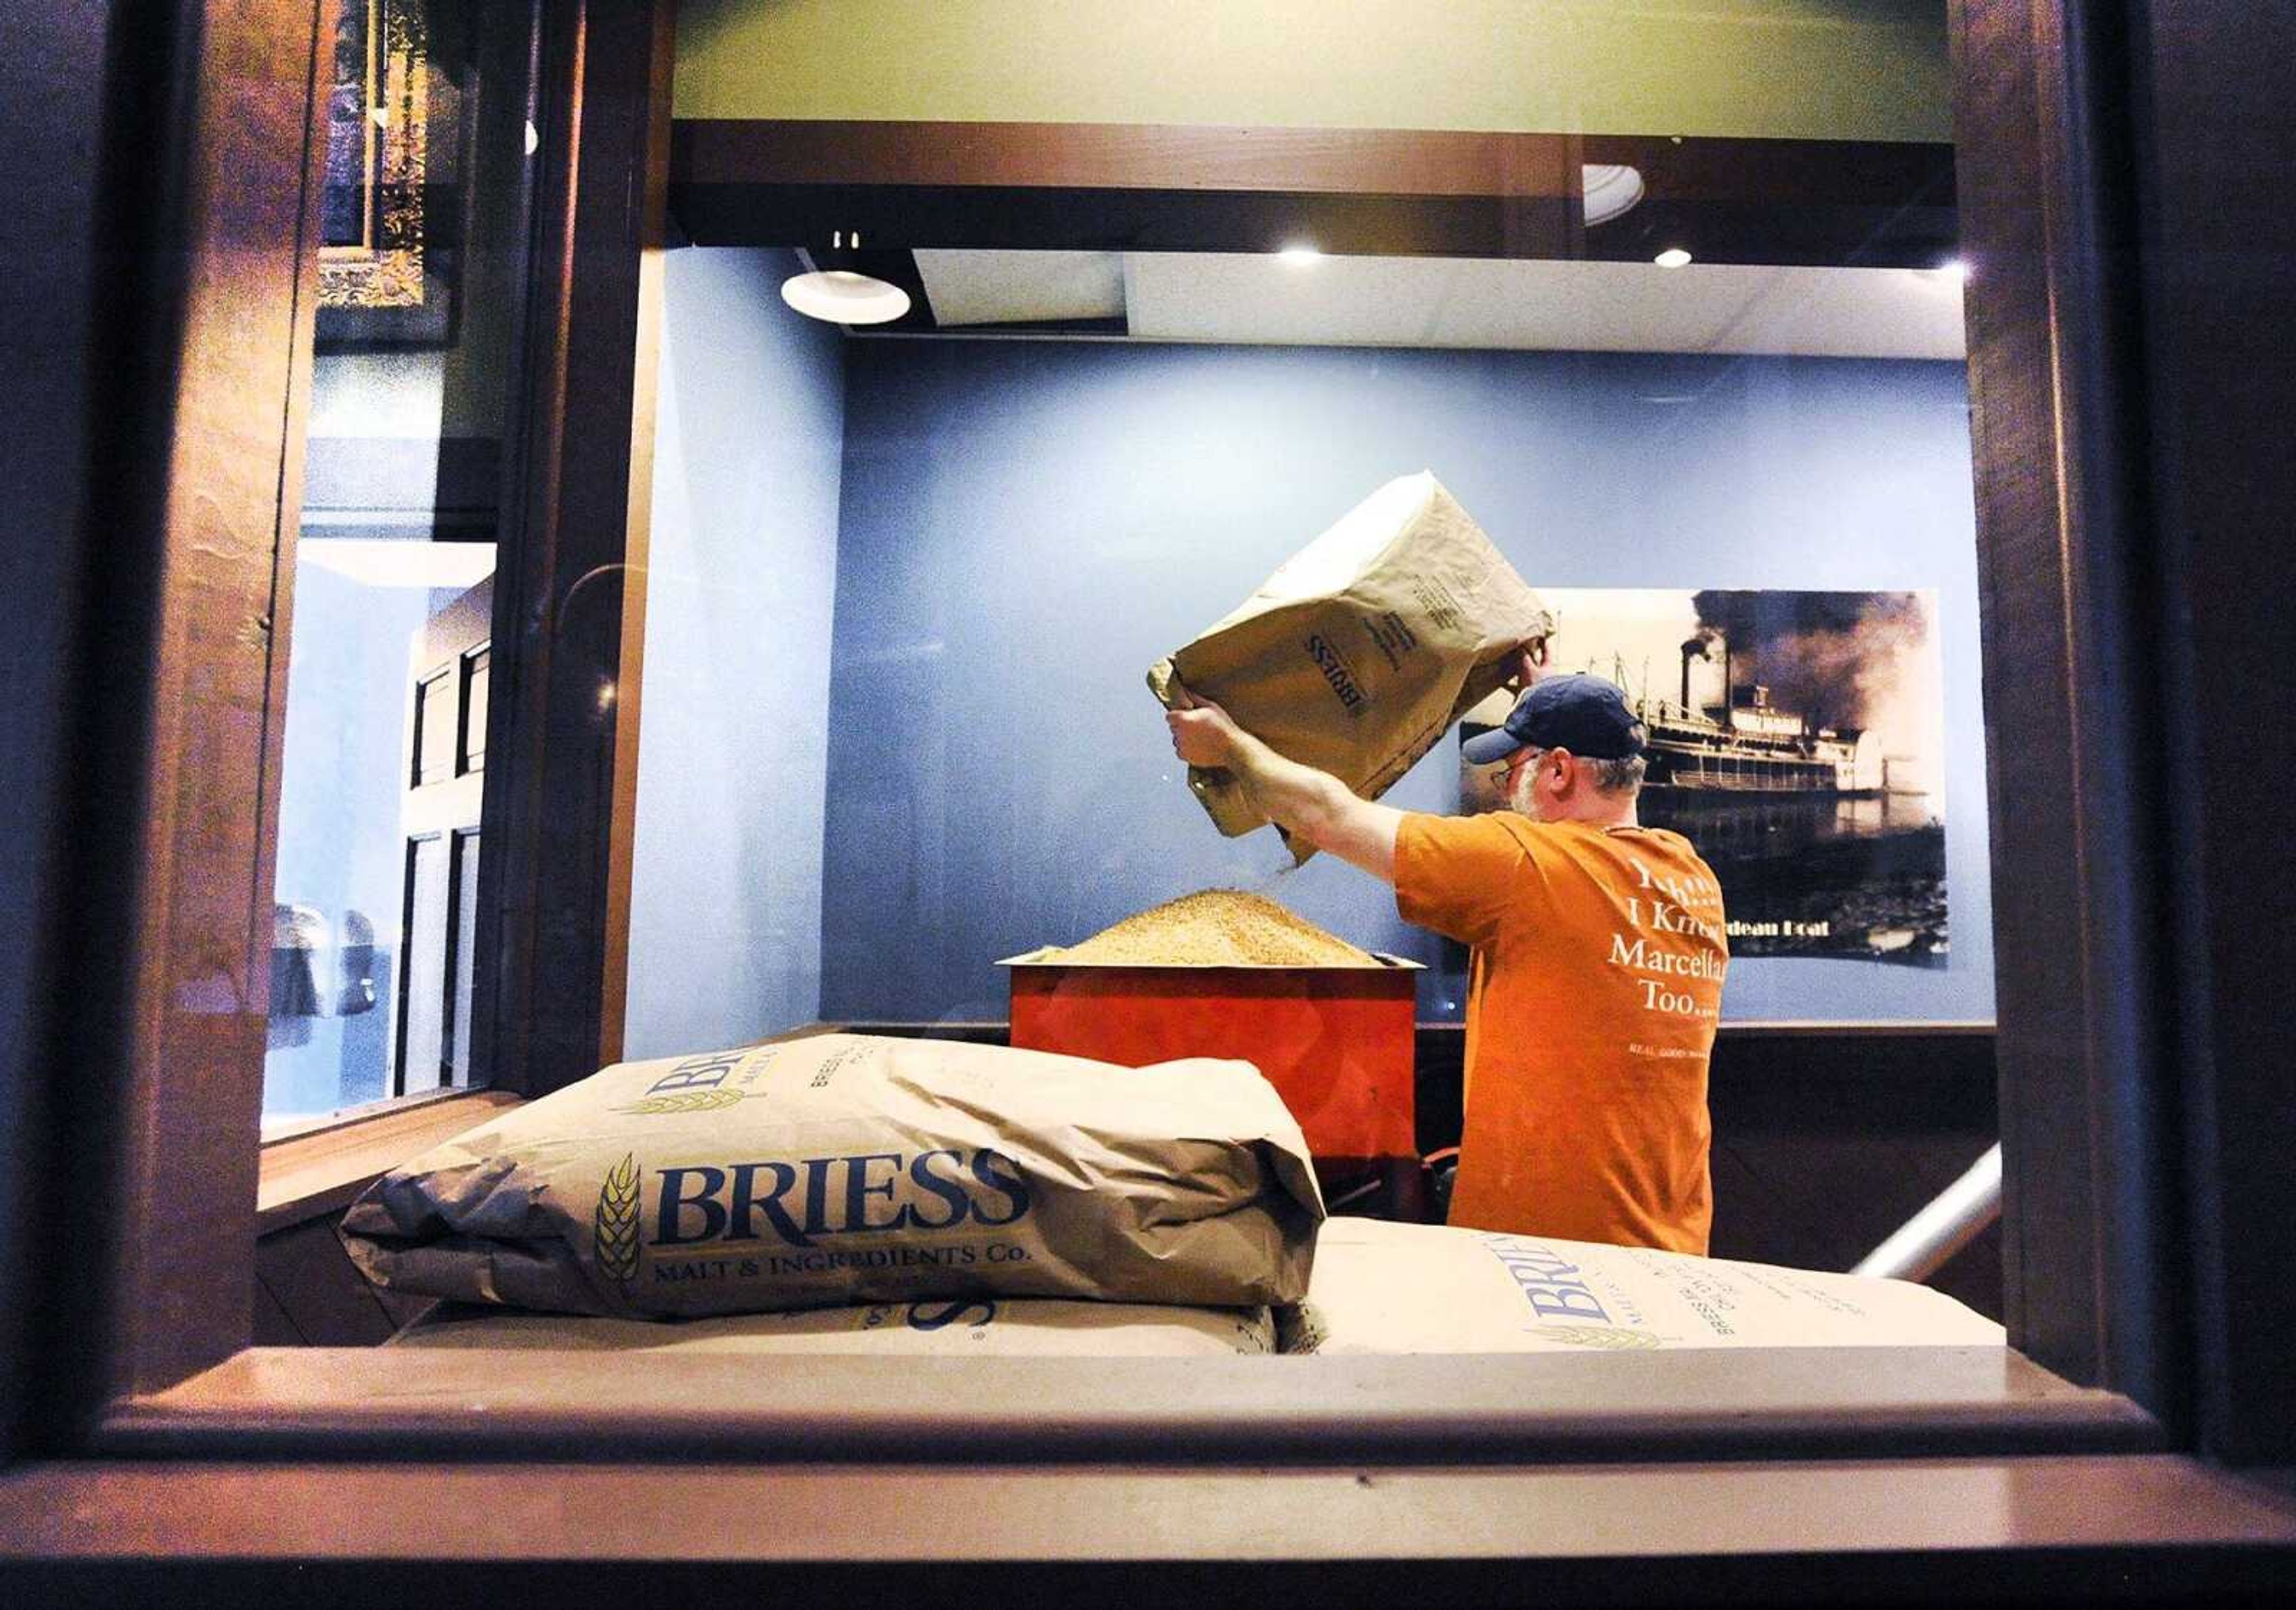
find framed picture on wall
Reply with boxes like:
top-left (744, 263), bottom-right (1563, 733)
top-left (1464, 588), bottom-right (1949, 966)
top-left (317, 0), bottom-right (472, 350)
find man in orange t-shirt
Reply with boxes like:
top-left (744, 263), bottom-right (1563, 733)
top-left (1168, 673), bottom-right (1726, 1254)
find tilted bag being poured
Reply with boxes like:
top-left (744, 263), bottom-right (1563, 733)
top-left (1149, 471), bottom-right (1552, 860)
top-left (340, 1033), bottom-right (1326, 1319)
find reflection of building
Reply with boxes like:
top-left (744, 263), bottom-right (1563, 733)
top-left (1626, 640), bottom-right (1870, 795)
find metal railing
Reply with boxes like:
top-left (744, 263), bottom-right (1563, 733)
top-left (1851, 1144), bottom-right (2002, 1282)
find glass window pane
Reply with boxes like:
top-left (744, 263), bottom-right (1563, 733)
top-left (612, 1), bottom-right (1999, 1322)
top-left (460, 645), bottom-right (488, 774)
top-left (263, 0), bottom-right (538, 1123)
top-left (414, 665), bottom-right (455, 787)
top-left (396, 833), bottom-right (450, 1093)
top-left (447, 827), bottom-right (481, 1083)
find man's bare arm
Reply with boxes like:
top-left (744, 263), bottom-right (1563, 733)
top-left (1167, 696), bottom-right (1402, 884)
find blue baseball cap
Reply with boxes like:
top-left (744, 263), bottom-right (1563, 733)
top-left (1461, 673), bottom-right (1648, 765)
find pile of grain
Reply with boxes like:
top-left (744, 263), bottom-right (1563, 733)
top-left (1057, 890), bottom-right (1378, 967)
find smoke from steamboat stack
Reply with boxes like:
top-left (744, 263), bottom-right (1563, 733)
top-left (1688, 590), bottom-right (1927, 734)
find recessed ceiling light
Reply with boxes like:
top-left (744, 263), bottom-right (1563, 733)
top-left (781, 268), bottom-right (911, 325)
top-left (1654, 248), bottom-right (1693, 268)
top-left (1279, 244), bottom-right (1323, 265)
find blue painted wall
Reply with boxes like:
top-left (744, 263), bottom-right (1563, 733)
top-left (623, 248), bottom-right (847, 1058)
top-left (819, 340), bottom-right (1992, 1025)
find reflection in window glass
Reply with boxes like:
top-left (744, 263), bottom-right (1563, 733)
top-left (627, 280), bottom-right (1987, 1039)
top-left (597, 1), bottom-right (2002, 1325)
top-left (263, 0), bottom-right (538, 1123)
top-left (460, 645), bottom-right (489, 774)
top-left (448, 827), bottom-right (482, 1082)
top-left (396, 832), bottom-right (450, 1093)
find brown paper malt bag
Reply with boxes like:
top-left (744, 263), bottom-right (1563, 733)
top-left (341, 1034), bottom-right (1324, 1318)
top-left (1276, 1219), bottom-right (2004, 1354)
top-left (390, 1297), bottom-right (1278, 1357)
top-left (1149, 472), bottom-right (1552, 857)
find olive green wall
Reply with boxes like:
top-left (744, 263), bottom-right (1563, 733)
top-left (673, 0), bottom-right (1951, 141)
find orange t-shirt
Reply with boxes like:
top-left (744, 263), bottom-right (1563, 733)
top-left (1395, 812), bottom-right (1728, 1254)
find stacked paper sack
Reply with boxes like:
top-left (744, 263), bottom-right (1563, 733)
top-left (346, 1033), bottom-right (1322, 1358)
top-left (346, 1034), bottom-right (1999, 1359)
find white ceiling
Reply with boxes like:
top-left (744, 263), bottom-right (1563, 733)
top-left (911, 249), bottom-right (1128, 327)
top-left (909, 250), bottom-right (1967, 360)
top-left (299, 538), bottom-right (497, 590)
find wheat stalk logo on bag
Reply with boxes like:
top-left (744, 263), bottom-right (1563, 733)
top-left (1528, 1324), bottom-right (1663, 1351)
top-left (615, 1089), bottom-right (748, 1116)
top-left (339, 1033), bottom-right (1324, 1318)
top-left (594, 1153), bottom-right (643, 1285)
top-left (612, 1049), bottom-right (753, 1116)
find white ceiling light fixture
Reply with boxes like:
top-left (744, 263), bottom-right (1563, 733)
top-left (1913, 258), bottom-right (1970, 285)
top-left (781, 271), bottom-right (911, 324)
top-left (781, 230), bottom-right (912, 325)
top-left (1581, 164), bottom-right (1646, 226)
top-left (1654, 248), bottom-right (1694, 268)
top-left (1279, 243), bottom-right (1324, 266)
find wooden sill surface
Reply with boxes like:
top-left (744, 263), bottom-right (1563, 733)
top-left (256, 1089), bottom-right (524, 1235)
top-left (107, 1344), bottom-right (2157, 1465)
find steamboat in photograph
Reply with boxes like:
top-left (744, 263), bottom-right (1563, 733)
top-left (1638, 630), bottom-right (1867, 796)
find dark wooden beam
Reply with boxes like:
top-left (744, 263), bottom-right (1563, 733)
top-left (1950, 0), bottom-right (2182, 1413)
top-left (1579, 134), bottom-right (1956, 208)
top-left (677, 184), bottom-right (1578, 263)
top-left (43, 0), bottom-right (337, 1404)
top-left (0, 0), bottom-right (148, 1456)
top-left (2129, 0), bottom-right (2296, 1465)
top-left (674, 120), bottom-right (1581, 198)
top-left (1571, 131), bottom-right (1956, 268)
top-left (669, 120), bottom-right (1954, 270)
top-left (597, 0), bottom-right (680, 1067)
top-left (478, 0), bottom-right (671, 1097)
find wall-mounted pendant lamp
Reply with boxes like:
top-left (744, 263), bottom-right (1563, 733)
top-left (781, 230), bottom-right (911, 325)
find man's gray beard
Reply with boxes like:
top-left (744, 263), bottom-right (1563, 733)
top-left (1505, 772), bottom-right (1539, 817)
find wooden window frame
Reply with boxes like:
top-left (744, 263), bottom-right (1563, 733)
top-left (9, 0), bottom-right (2296, 1589)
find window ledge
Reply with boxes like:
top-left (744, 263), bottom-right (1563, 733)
top-left (256, 1089), bottom-right (524, 1235)
top-left (104, 1345), bottom-right (2158, 1466)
